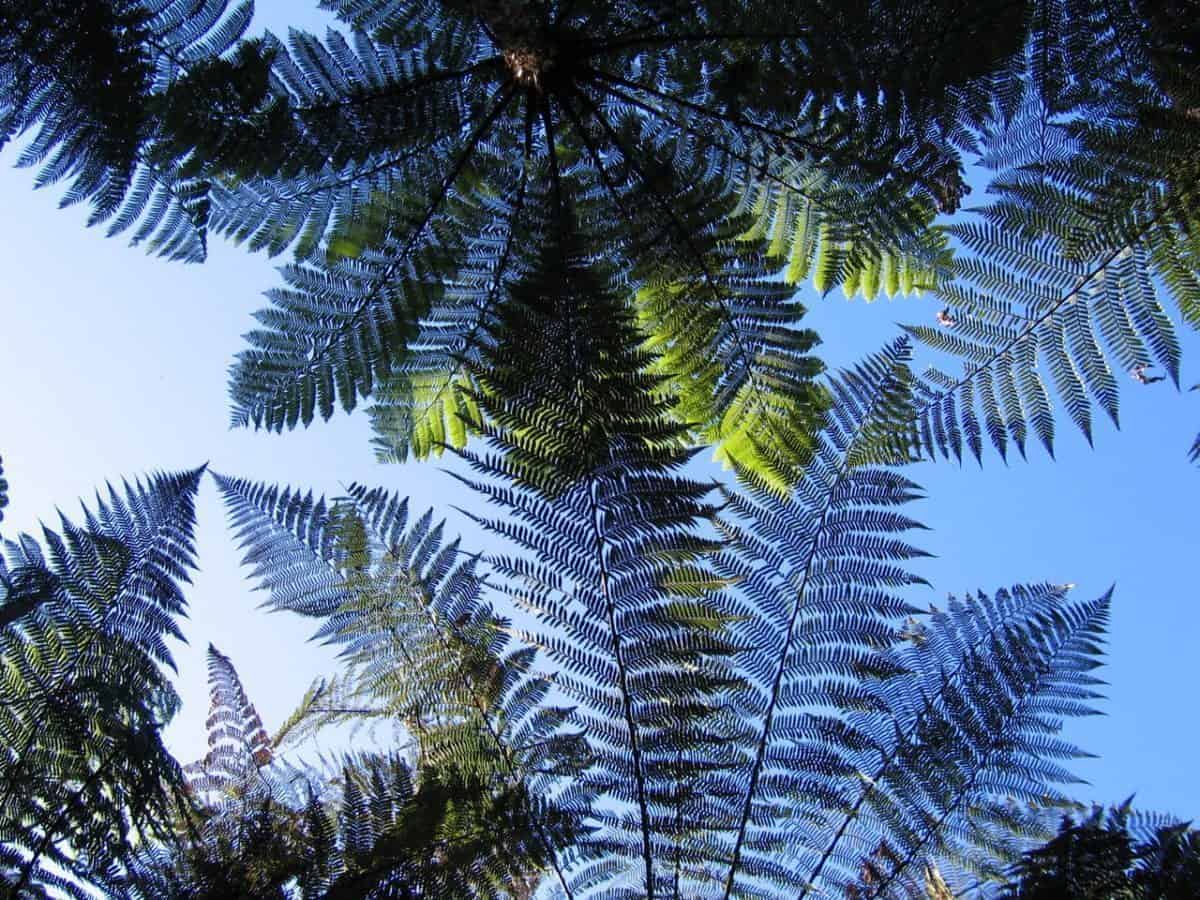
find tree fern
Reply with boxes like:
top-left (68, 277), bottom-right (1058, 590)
top-left (213, 0), bottom-right (1026, 467)
top-left (0, 467), bottom-right (203, 896)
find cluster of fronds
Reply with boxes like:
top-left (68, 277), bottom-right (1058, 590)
top-left (0, 467), bottom-right (203, 896)
top-left (907, 1), bottom-right (1200, 462)
top-left (192, 0), bottom-right (1032, 486)
top-left (203, 301), bottom-right (1119, 897)
top-left (211, 466), bottom-right (587, 895)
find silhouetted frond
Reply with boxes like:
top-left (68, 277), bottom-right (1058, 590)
top-left (0, 0), bottom-right (270, 261)
top-left (908, 17), bottom-right (1200, 463)
top-left (716, 339), bottom-right (928, 897)
top-left (1001, 802), bottom-right (1200, 898)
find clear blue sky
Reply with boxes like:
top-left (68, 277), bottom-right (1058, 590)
top-left (2, 2), bottom-right (1199, 823)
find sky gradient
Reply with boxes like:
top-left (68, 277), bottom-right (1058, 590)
top-left (2, 1), bottom-right (1198, 824)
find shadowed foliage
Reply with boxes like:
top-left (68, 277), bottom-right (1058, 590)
top-left (1001, 803), bottom-right (1200, 898)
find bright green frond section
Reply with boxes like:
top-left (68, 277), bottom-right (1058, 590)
top-left (734, 159), bottom-right (949, 300)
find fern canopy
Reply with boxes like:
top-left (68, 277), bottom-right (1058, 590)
top-left (0, 0), bottom-right (276, 261)
top-left (207, 334), bottom-right (1119, 898)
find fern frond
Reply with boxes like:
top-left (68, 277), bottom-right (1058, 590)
top-left (716, 339), bottom-right (928, 897)
top-left (451, 227), bottom-right (754, 896)
top-left (909, 45), bottom-right (1199, 463)
top-left (213, 470), bottom-right (585, 894)
top-left (0, 467), bottom-right (203, 896)
top-left (802, 585), bottom-right (1112, 897)
top-left (0, 0), bottom-right (268, 261)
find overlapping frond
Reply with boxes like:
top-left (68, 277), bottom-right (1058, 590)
top-left (715, 339), bottom-right (928, 897)
top-left (0, 454), bottom-right (7, 523)
top-left (213, 470), bottom-right (586, 893)
top-left (0, 0), bottom-right (269, 261)
top-left (0, 467), bottom-right (203, 896)
top-left (449, 231), bottom-right (753, 897)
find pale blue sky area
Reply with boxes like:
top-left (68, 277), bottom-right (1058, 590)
top-left (1, 2), bottom-right (1199, 823)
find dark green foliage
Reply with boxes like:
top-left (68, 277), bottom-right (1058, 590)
top-left (0, 467), bottom-right (203, 897)
top-left (1002, 804), bottom-right (1200, 898)
top-left (0, 1), bottom-right (272, 261)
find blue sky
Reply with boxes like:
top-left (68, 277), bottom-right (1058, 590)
top-left (2, 2), bottom-right (1199, 823)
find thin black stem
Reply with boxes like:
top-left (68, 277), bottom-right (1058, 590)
top-left (584, 471), bottom-right (656, 897)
